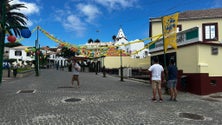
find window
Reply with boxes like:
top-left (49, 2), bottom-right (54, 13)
top-left (144, 51), bottom-right (148, 56)
top-left (177, 25), bottom-right (182, 32)
top-left (15, 51), bottom-right (22, 56)
top-left (202, 23), bottom-right (218, 41)
top-left (26, 52), bottom-right (31, 56)
top-left (210, 80), bottom-right (216, 86)
top-left (211, 46), bottom-right (218, 55)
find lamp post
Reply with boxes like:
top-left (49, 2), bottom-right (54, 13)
top-left (35, 26), bottom-right (39, 76)
top-left (120, 49), bottom-right (124, 81)
top-left (101, 55), bottom-right (106, 77)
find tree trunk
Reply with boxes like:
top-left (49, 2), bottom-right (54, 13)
top-left (0, 30), bottom-right (6, 83)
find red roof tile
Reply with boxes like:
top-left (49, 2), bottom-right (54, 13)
top-left (179, 8), bottom-right (222, 20)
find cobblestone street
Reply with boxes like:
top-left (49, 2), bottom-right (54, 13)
top-left (0, 69), bottom-right (222, 125)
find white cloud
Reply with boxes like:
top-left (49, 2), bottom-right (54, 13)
top-left (53, 0), bottom-right (138, 37)
top-left (26, 20), bottom-right (33, 27)
top-left (58, 14), bottom-right (86, 37)
top-left (76, 3), bottom-right (101, 23)
top-left (95, 0), bottom-right (137, 10)
top-left (54, 3), bottom-right (101, 37)
top-left (10, 0), bottom-right (39, 15)
top-left (212, 0), bottom-right (222, 8)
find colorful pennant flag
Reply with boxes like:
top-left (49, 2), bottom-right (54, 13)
top-left (162, 12), bottom-right (179, 52)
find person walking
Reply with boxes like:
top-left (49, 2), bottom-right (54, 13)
top-left (71, 60), bottom-right (81, 88)
top-left (148, 57), bottom-right (165, 102)
top-left (167, 59), bottom-right (178, 101)
top-left (13, 64), bottom-right (18, 78)
top-left (67, 59), bottom-right (72, 72)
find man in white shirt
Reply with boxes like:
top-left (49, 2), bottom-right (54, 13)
top-left (148, 57), bottom-right (165, 102)
top-left (71, 60), bottom-right (81, 88)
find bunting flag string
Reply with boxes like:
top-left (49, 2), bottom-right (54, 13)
top-left (131, 34), bottom-right (163, 55)
top-left (38, 26), bottom-right (79, 52)
top-left (16, 26), bottom-right (163, 58)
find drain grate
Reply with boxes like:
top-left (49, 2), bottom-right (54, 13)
top-left (179, 112), bottom-right (204, 120)
top-left (202, 98), bottom-right (220, 102)
top-left (64, 98), bottom-right (81, 102)
top-left (17, 89), bottom-right (36, 94)
top-left (210, 95), bottom-right (222, 98)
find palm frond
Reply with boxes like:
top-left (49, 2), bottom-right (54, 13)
top-left (4, 1), bottom-right (29, 37)
top-left (9, 3), bottom-right (27, 10)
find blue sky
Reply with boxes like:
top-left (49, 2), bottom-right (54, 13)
top-left (9, 0), bottom-right (222, 47)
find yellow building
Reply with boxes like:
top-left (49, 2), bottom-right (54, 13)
top-left (149, 8), bottom-right (222, 95)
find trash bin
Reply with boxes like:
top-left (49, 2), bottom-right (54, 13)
top-left (181, 75), bottom-right (187, 92)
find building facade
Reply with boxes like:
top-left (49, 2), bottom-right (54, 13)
top-left (149, 8), bottom-right (222, 95)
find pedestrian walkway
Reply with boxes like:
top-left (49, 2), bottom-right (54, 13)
top-left (0, 69), bottom-right (222, 125)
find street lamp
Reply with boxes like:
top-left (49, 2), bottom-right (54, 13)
top-left (35, 26), bottom-right (39, 76)
top-left (120, 49), bottom-right (124, 81)
top-left (116, 47), bottom-right (124, 81)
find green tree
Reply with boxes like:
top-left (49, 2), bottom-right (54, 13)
top-left (60, 47), bottom-right (76, 58)
top-left (0, 0), bottom-right (28, 83)
top-left (88, 38), bottom-right (93, 43)
top-left (94, 39), bottom-right (100, 43)
top-left (112, 35), bottom-right (116, 42)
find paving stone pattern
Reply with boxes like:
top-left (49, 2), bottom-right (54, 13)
top-left (0, 69), bottom-right (222, 125)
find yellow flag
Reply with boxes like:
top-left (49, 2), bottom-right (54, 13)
top-left (162, 13), bottom-right (179, 52)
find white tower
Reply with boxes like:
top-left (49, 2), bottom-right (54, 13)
top-left (114, 28), bottom-right (129, 51)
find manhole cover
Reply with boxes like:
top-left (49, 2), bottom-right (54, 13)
top-left (179, 113), bottom-right (204, 120)
top-left (17, 89), bottom-right (36, 94)
top-left (58, 86), bottom-right (74, 88)
top-left (64, 98), bottom-right (81, 102)
top-left (210, 95), bottom-right (222, 98)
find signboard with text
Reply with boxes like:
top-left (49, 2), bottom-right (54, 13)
top-left (149, 27), bottom-right (200, 52)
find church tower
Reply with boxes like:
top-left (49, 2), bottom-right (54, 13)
top-left (114, 27), bottom-right (129, 51)
top-left (116, 28), bottom-right (127, 41)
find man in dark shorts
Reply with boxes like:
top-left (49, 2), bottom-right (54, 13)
top-left (167, 59), bottom-right (178, 101)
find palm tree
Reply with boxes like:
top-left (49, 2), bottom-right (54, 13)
top-left (5, 42), bottom-right (22, 47)
top-left (0, 0), bottom-right (29, 83)
top-left (1, 0), bottom-right (28, 36)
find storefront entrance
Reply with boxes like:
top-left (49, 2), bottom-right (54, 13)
top-left (150, 52), bottom-right (177, 68)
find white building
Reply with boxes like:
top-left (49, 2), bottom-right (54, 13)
top-left (128, 39), bottom-right (149, 58)
top-left (9, 46), bottom-right (34, 61)
top-left (4, 45), bottom-right (67, 68)
top-left (114, 28), bottom-right (149, 58)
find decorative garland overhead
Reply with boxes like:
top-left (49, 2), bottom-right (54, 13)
top-left (17, 26), bottom-right (163, 58)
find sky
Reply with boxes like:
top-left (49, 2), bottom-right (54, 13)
top-left (8, 0), bottom-right (222, 47)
